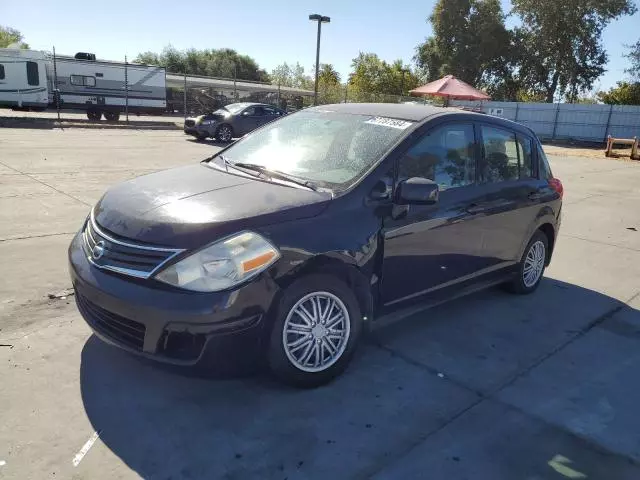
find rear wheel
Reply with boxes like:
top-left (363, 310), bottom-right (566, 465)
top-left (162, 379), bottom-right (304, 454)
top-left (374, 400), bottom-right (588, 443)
top-left (87, 109), bottom-right (102, 121)
top-left (104, 111), bottom-right (120, 122)
top-left (506, 230), bottom-right (548, 294)
top-left (267, 274), bottom-right (362, 388)
top-left (216, 124), bottom-right (233, 143)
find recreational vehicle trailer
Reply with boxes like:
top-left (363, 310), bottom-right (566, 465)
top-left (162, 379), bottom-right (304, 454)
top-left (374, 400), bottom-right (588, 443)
top-left (0, 48), bottom-right (49, 110)
top-left (51, 53), bottom-right (167, 121)
top-left (0, 48), bottom-right (166, 120)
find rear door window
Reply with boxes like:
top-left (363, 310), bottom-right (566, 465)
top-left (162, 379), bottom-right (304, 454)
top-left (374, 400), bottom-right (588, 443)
top-left (26, 61), bottom-right (39, 86)
top-left (480, 125), bottom-right (519, 183)
top-left (399, 123), bottom-right (476, 190)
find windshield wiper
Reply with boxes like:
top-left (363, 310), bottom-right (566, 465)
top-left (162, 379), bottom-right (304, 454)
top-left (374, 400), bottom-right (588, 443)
top-left (217, 157), bottom-right (261, 177)
top-left (231, 163), bottom-right (319, 191)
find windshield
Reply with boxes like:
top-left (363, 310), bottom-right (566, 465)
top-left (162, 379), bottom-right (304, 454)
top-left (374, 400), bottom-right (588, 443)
top-left (216, 110), bottom-right (414, 189)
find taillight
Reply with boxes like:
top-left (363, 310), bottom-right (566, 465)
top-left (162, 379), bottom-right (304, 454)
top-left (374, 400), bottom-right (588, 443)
top-left (549, 178), bottom-right (563, 198)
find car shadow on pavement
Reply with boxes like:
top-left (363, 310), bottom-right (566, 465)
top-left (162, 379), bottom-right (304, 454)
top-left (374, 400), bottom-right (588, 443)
top-left (185, 137), bottom-right (231, 148)
top-left (79, 278), bottom-right (640, 479)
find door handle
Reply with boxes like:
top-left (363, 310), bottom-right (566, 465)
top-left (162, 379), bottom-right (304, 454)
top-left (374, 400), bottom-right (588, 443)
top-left (466, 203), bottom-right (485, 215)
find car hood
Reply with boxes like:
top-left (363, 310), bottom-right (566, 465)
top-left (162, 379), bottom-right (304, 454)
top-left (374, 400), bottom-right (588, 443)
top-left (93, 164), bottom-right (331, 249)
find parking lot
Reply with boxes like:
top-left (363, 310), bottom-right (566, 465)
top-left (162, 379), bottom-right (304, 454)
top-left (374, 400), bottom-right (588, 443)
top-left (1, 127), bottom-right (640, 479)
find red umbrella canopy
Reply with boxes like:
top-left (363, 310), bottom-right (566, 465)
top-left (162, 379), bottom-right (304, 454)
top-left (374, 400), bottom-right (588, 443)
top-left (410, 75), bottom-right (491, 100)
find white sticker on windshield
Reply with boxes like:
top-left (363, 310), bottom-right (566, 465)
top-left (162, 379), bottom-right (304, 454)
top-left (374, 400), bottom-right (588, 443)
top-left (365, 117), bottom-right (413, 130)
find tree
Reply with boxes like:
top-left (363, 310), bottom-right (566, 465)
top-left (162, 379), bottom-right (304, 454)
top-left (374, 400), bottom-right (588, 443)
top-left (626, 39), bottom-right (640, 80)
top-left (597, 81), bottom-right (640, 105)
top-left (0, 26), bottom-right (29, 49)
top-left (317, 64), bottom-right (341, 86)
top-left (511, 0), bottom-right (637, 102)
top-left (133, 46), bottom-right (270, 82)
top-left (348, 53), bottom-right (420, 100)
top-left (414, 0), bottom-right (510, 87)
top-left (271, 62), bottom-right (312, 89)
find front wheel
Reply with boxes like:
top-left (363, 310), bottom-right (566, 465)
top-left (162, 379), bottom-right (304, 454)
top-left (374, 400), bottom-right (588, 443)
top-left (216, 124), bottom-right (234, 143)
top-left (87, 110), bottom-right (102, 121)
top-left (267, 274), bottom-right (362, 388)
top-left (506, 230), bottom-right (548, 294)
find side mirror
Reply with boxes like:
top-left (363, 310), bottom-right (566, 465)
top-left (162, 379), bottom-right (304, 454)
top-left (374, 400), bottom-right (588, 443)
top-left (396, 177), bottom-right (439, 205)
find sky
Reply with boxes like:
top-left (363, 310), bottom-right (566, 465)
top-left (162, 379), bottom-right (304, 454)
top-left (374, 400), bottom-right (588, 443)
top-left (2, 0), bottom-right (639, 91)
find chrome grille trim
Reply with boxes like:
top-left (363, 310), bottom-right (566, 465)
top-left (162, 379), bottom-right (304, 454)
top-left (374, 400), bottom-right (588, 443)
top-left (83, 211), bottom-right (184, 279)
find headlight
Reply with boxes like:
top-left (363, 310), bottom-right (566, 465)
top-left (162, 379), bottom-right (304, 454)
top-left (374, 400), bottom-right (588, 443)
top-left (201, 120), bottom-right (216, 126)
top-left (154, 232), bottom-right (280, 292)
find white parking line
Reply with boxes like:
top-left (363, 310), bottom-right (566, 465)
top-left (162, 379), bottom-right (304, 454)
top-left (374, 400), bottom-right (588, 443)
top-left (72, 431), bottom-right (101, 467)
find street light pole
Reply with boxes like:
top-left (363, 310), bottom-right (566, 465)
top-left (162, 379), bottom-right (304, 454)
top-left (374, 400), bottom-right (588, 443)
top-left (309, 13), bottom-right (330, 106)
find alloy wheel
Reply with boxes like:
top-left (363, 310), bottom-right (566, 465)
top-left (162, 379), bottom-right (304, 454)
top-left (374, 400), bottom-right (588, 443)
top-left (523, 240), bottom-right (545, 287)
top-left (282, 292), bottom-right (350, 373)
top-left (218, 126), bottom-right (232, 142)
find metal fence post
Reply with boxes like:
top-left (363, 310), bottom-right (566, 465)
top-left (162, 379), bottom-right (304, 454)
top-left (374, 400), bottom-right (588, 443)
top-left (183, 73), bottom-right (187, 118)
top-left (52, 46), bottom-right (60, 122)
top-left (514, 102), bottom-right (520, 123)
top-left (551, 102), bottom-right (560, 140)
top-left (603, 104), bottom-right (614, 143)
top-left (124, 55), bottom-right (129, 123)
top-left (344, 85), bottom-right (348, 103)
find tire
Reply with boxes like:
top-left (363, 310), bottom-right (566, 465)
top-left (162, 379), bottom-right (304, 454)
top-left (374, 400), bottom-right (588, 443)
top-left (104, 111), bottom-right (120, 122)
top-left (216, 124), bottom-right (234, 143)
top-left (506, 230), bottom-right (548, 294)
top-left (267, 274), bottom-right (362, 388)
top-left (87, 110), bottom-right (102, 121)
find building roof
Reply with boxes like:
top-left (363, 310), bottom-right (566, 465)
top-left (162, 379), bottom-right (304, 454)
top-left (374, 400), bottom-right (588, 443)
top-left (307, 103), bottom-right (450, 121)
top-left (166, 73), bottom-right (313, 96)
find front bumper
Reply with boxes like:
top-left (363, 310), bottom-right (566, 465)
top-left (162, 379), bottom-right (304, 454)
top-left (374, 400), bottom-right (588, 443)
top-left (69, 232), bottom-right (279, 368)
top-left (184, 126), bottom-right (201, 136)
top-left (184, 123), bottom-right (216, 137)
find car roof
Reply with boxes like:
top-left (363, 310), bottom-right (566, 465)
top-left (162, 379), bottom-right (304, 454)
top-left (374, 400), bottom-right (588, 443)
top-left (227, 102), bottom-right (276, 108)
top-left (305, 103), bottom-right (536, 137)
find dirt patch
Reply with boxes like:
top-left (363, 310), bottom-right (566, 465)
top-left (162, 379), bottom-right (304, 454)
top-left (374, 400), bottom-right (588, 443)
top-left (543, 143), bottom-right (638, 161)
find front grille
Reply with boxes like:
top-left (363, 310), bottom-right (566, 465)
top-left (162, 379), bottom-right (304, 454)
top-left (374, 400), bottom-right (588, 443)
top-left (184, 119), bottom-right (195, 127)
top-left (76, 293), bottom-right (146, 351)
top-left (83, 215), bottom-right (182, 279)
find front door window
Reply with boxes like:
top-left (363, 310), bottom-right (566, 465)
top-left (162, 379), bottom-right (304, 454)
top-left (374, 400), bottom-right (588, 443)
top-left (399, 123), bottom-right (476, 190)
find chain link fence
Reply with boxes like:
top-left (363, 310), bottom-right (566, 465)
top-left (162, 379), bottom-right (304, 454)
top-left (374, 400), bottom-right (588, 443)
top-left (169, 83), bottom-right (431, 117)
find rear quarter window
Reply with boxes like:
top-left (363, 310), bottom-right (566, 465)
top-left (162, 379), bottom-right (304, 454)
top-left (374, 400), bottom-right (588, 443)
top-left (537, 143), bottom-right (553, 180)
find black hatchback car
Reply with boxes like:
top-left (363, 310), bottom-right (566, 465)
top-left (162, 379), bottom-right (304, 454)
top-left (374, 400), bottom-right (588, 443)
top-left (70, 103), bottom-right (563, 387)
top-left (184, 102), bottom-right (285, 142)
